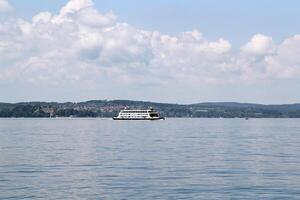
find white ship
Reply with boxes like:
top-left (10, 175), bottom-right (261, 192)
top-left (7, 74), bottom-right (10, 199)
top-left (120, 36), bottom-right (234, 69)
top-left (113, 107), bottom-right (165, 120)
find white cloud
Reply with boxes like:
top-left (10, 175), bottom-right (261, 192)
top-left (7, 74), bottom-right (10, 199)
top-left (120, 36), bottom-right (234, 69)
top-left (32, 12), bottom-right (52, 25)
top-left (242, 34), bottom-right (275, 55)
top-left (264, 35), bottom-right (300, 78)
top-left (0, 0), bottom-right (300, 96)
top-left (0, 0), bottom-right (12, 12)
top-left (60, 0), bottom-right (93, 16)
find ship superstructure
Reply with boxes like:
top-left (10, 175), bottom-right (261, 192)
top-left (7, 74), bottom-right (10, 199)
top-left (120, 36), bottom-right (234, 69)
top-left (113, 108), bottom-right (164, 120)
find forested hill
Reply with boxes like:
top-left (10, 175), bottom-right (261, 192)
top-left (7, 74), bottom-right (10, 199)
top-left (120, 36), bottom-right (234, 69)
top-left (0, 100), bottom-right (300, 118)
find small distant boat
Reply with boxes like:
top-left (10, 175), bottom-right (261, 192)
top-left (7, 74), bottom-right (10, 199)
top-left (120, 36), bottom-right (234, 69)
top-left (113, 107), bottom-right (165, 120)
top-left (245, 117), bottom-right (249, 120)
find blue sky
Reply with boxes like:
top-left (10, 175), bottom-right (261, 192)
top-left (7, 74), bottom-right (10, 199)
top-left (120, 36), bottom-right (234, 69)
top-left (1, 0), bottom-right (300, 103)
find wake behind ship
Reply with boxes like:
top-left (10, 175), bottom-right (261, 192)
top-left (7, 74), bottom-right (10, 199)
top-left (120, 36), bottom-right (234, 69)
top-left (113, 108), bottom-right (165, 120)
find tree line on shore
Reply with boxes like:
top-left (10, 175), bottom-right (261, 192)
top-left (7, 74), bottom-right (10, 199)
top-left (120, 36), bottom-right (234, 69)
top-left (1, 100), bottom-right (300, 118)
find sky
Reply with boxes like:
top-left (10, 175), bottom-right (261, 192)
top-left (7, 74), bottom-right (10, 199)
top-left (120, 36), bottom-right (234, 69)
top-left (1, 0), bottom-right (300, 104)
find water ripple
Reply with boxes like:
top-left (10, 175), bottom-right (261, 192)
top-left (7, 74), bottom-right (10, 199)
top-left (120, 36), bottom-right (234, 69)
top-left (0, 118), bottom-right (300, 199)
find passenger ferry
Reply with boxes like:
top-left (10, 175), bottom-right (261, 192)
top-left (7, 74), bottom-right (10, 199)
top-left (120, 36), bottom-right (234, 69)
top-left (113, 107), bottom-right (165, 120)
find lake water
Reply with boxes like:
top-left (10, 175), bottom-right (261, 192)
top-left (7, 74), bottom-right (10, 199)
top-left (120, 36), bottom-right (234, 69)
top-left (1, 118), bottom-right (300, 199)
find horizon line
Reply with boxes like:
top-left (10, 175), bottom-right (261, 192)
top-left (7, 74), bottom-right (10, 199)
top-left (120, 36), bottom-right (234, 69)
top-left (1, 99), bottom-right (300, 106)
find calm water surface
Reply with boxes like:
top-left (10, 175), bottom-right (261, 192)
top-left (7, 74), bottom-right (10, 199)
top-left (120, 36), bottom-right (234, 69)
top-left (1, 118), bottom-right (300, 199)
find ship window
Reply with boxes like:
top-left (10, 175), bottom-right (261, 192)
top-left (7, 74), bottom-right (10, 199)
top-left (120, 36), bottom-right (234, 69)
top-left (150, 113), bottom-right (158, 117)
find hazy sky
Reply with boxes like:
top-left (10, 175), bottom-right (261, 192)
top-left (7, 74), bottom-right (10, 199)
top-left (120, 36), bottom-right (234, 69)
top-left (1, 0), bottom-right (300, 104)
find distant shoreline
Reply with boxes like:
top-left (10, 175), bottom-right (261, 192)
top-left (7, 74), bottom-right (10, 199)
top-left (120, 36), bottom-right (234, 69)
top-left (1, 100), bottom-right (300, 118)
top-left (1, 117), bottom-right (300, 119)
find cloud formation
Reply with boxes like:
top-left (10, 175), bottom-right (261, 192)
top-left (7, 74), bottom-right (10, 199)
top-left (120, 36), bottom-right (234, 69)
top-left (0, 0), bottom-right (300, 99)
top-left (0, 0), bottom-right (12, 12)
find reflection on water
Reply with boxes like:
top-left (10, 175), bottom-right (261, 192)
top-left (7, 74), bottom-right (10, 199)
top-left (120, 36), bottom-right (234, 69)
top-left (1, 118), bottom-right (300, 199)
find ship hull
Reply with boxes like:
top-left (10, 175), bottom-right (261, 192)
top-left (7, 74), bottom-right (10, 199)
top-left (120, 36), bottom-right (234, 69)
top-left (113, 117), bottom-right (165, 120)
